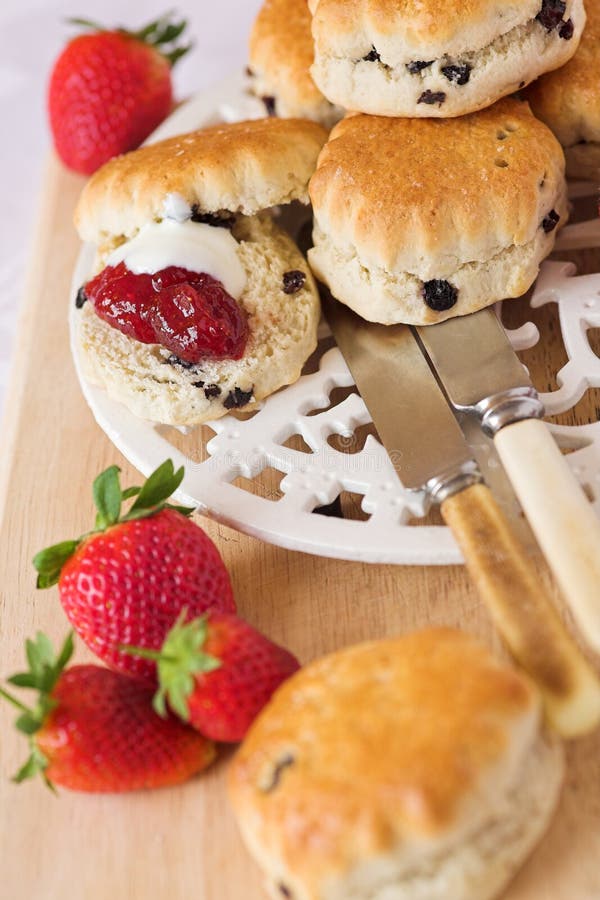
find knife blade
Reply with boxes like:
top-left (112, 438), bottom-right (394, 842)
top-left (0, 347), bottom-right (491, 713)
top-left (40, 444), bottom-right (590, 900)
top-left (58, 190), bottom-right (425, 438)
top-left (323, 293), bottom-right (600, 737)
top-left (414, 306), bottom-right (600, 653)
top-left (324, 290), bottom-right (479, 499)
top-left (414, 307), bottom-right (539, 419)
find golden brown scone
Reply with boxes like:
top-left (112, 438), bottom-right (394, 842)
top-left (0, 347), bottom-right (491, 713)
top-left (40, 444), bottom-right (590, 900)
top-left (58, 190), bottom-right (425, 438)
top-left (249, 0), bottom-right (342, 127)
top-left (73, 118), bottom-right (326, 425)
top-left (310, 0), bottom-right (585, 118)
top-left (76, 215), bottom-right (320, 425)
top-left (229, 628), bottom-right (564, 900)
top-left (309, 99), bottom-right (567, 325)
top-left (75, 117), bottom-right (328, 243)
top-left (526, 0), bottom-right (600, 180)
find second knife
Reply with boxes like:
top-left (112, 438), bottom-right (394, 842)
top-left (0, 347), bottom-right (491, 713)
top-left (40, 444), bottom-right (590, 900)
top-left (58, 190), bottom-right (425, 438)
top-left (415, 307), bottom-right (600, 654)
top-left (324, 294), bottom-right (600, 737)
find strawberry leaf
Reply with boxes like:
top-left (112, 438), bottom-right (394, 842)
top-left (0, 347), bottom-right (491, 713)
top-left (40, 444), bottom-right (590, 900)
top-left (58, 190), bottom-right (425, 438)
top-left (153, 688), bottom-right (169, 719)
top-left (72, 13), bottom-right (192, 69)
top-left (166, 503), bottom-right (195, 517)
top-left (93, 465), bottom-right (122, 529)
top-left (33, 540), bottom-right (80, 588)
top-left (15, 712), bottom-right (41, 735)
top-left (155, 20), bottom-right (187, 44)
top-left (0, 686), bottom-right (29, 713)
top-left (13, 752), bottom-right (42, 782)
top-left (12, 745), bottom-right (51, 787)
top-left (165, 44), bottom-right (192, 66)
top-left (26, 633), bottom-right (52, 678)
top-left (56, 632), bottom-right (75, 673)
top-left (121, 486), bottom-right (141, 500)
top-left (135, 18), bottom-right (161, 40)
top-left (66, 16), bottom-right (105, 30)
top-left (2, 632), bottom-right (74, 791)
top-left (6, 673), bottom-right (38, 689)
top-left (153, 615), bottom-right (221, 723)
top-left (127, 459), bottom-right (185, 515)
top-left (34, 460), bottom-right (194, 587)
top-left (16, 632), bottom-right (74, 696)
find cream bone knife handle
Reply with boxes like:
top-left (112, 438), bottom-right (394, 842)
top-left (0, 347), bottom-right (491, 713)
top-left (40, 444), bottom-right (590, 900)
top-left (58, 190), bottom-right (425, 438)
top-left (492, 417), bottom-right (600, 655)
top-left (440, 481), bottom-right (600, 737)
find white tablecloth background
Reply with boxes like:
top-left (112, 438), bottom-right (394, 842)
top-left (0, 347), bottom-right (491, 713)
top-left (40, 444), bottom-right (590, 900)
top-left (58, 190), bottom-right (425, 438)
top-left (0, 0), bottom-right (261, 421)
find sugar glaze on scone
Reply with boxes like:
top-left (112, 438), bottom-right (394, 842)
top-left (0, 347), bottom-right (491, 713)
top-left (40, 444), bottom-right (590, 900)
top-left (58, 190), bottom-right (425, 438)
top-left (311, 0), bottom-right (585, 118)
top-left (74, 118), bottom-right (327, 425)
top-left (526, 0), bottom-right (600, 181)
top-left (229, 628), bottom-right (564, 900)
top-left (248, 0), bottom-right (343, 128)
top-left (308, 100), bottom-right (568, 325)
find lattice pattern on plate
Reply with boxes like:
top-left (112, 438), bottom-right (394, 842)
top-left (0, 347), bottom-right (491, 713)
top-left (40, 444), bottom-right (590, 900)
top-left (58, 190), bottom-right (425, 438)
top-left (69, 74), bottom-right (600, 564)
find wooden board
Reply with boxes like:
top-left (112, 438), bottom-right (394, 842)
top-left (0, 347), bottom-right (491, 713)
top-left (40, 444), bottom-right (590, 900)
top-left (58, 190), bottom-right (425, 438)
top-left (0, 156), bottom-right (599, 900)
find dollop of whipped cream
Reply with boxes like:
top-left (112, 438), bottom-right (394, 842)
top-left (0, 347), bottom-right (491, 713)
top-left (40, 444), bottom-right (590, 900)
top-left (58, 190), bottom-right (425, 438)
top-left (106, 218), bottom-right (247, 299)
top-left (162, 192), bottom-right (191, 222)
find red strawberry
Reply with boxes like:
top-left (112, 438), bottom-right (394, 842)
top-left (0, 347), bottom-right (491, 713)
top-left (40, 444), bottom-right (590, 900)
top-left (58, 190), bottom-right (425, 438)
top-left (127, 612), bottom-right (300, 742)
top-left (48, 14), bottom-right (191, 174)
top-left (0, 632), bottom-right (215, 792)
top-left (33, 460), bottom-right (236, 683)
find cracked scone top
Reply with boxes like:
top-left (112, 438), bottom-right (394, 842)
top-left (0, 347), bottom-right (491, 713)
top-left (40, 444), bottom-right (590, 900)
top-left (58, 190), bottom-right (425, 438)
top-left (308, 99), bottom-right (567, 325)
top-left (75, 118), bottom-right (328, 242)
top-left (229, 628), bottom-right (564, 900)
top-left (248, 0), bottom-right (343, 128)
top-left (73, 118), bottom-right (327, 426)
top-left (526, 0), bottom-right (600, 181)
top-left (310, 0), bottom-right (585, 117)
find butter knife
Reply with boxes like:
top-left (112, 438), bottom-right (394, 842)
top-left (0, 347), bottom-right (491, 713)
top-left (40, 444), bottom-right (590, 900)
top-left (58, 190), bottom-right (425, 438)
top-left (415, 307), bottom-right (600, 655)
top-left (324, 294), bottom-right (600, 737)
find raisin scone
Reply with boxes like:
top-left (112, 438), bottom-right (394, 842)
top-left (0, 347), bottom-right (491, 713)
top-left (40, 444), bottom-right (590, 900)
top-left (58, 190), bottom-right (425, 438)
top-left (526, 0), bottom-right (600, 181)
top-left (248, 0), bottom-right (343, 128)
top-left (310, 0), bottom-right (585, 118)
top-left (308, 99), bottom-right (568, 325)
top-left (73, 118), bottom-right (327, 426)
top-left (229, 628), bottom-right (564, 900)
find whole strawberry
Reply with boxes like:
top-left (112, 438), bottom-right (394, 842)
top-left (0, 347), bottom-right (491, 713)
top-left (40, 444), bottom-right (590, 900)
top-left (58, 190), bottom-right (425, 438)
top-left (33, 460), bottom-right (236, 683)
top-left (127, 612), bottom-right (300, 742)
top-left (48, 14), bottom-right (191, 174)
top-left (0, 632), bottom-right (215, 792)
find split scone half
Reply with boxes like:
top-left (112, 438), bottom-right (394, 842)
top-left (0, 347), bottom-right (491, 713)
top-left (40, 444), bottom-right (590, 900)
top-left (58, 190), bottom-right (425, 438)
top-left (308, 99), bottom-right (568, 325)
top-left (310, 0), bottom-right (585, 118)
top-left (249, 0), bottom-right (343, 128)
top-left (526, 0), bottom-right (600, 181)
top-left (73, 118), bottom-right (328, 425)
top-left (229, 628), bottom-right (564, 900)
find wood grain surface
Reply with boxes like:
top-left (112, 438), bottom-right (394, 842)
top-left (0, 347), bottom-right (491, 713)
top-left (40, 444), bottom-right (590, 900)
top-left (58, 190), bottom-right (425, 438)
top-left (0, 156), bottom-right (599, 900)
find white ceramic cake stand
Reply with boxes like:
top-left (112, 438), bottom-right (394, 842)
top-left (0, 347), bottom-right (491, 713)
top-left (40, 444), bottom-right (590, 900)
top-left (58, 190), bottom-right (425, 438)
top-left (69, 73), bottom-right (600, 564)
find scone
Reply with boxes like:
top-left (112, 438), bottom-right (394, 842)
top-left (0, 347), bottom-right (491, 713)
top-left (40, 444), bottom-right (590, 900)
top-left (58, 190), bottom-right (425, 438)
top-left (308, 99), bottom-right (568, 325)
top-left (526, 0), bottom-right (600, 181)
top-left (73, 118), bottom-right (327, 425)
top-left (229, 628), bottom-right (564, 900)
top-left (310, 0), bottom-right (585, 118)
top-left (248, 0), bottom-right (343, 128)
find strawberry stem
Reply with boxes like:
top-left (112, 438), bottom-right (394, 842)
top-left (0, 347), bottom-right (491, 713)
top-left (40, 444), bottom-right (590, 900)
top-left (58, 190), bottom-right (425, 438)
top-left (117, 645), bottom-right (177, 663)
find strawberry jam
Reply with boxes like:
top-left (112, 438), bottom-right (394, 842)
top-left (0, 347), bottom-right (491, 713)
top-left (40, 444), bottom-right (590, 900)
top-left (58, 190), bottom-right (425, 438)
top-left (84, 263), bottom-right (249, 363)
